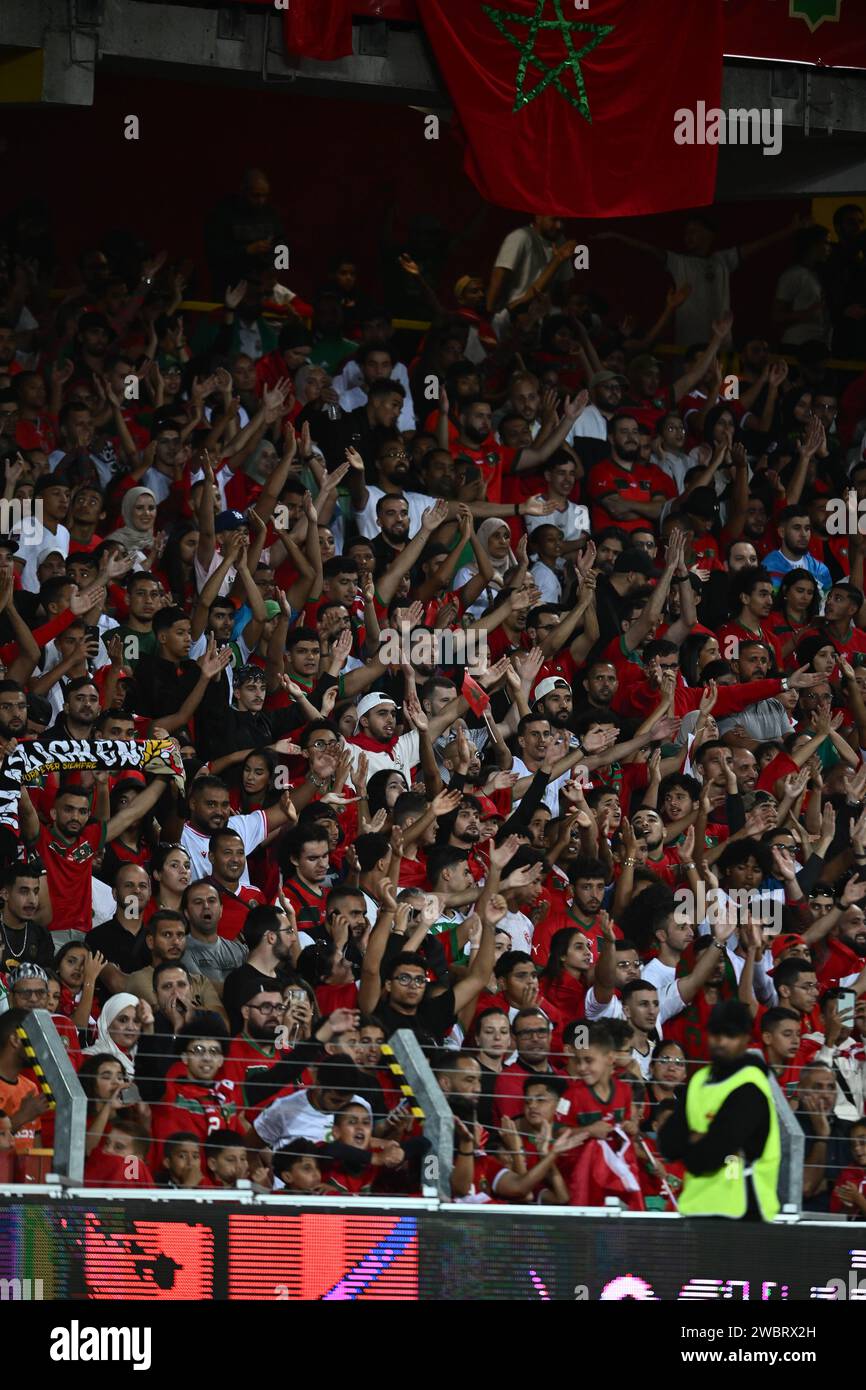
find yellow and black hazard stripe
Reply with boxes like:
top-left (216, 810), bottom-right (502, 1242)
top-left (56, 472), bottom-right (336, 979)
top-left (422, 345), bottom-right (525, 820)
top-left (16, 1025), bottom-right (56, 1110)
top-left (380, 1042), bottom-right (425, 1121)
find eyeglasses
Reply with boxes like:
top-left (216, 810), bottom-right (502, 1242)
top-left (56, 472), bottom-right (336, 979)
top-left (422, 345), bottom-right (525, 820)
top-left (187, 1044), bottom-right (223, 1058)
top-left (248, 1001), bottom-right (282, 1015)
top-left (309, 739), bottom-right (339, 751)
top-left (14, 988), bottom-right (47, 1001)
top-left (515, 1027), bottom-right (550, 1040)
top-left (393, 974), bottom-right (427, 988)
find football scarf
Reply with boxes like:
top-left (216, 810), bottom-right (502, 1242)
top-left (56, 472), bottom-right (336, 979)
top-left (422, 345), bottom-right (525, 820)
top-left (0, 738), bottom-right (184, 834)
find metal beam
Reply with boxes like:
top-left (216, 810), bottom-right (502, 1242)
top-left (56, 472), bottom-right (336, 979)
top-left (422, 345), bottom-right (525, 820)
top-left (388, 1029), bottom-right (453, 1201)
top-left (4, 0), bottom-right (866, 122)
top-left (769, 1070), bottom-right (804, 1213)
top-left (19, 1008), bottom-right (87, 1183)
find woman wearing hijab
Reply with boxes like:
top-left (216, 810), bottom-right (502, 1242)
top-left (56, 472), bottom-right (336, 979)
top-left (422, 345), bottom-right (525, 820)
top-left (82, 993), bottom-right (144, 1078)
top-left (108, 486), bottom-right (158, 558)
top-left (453, 517), bottom-right (519, 620)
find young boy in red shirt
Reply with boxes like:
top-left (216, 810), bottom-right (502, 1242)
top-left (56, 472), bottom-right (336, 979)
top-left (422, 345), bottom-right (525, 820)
top-left (561, 1020), bottom-right (644, 1209)
top-left (831, 1118), bottom-right (866, 1218)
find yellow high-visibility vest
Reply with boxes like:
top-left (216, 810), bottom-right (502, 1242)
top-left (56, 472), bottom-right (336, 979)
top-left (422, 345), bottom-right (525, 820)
top-left (679, 1062), bottom-right (780, 1221)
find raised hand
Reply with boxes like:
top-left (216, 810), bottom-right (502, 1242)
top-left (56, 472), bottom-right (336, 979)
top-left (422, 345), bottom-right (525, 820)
top-left (476, 654), bottom-right (510, 689)
top-left (197, 634), bottom-right (231, 681)
top-left (330, 627), bottom-right (353, 666)
top-left (698, 680), bottom-right (718, 718)
top-left (70, 582), bottom-right (107, 616)
top-left (676, 824), bottom-right (696, 865)
top-left (582, 725), bottom-right (618, 754)
top-left (771, 844), bottom-right (798, 881)
top-left (432, 786), bottom-right (462, 817)
top-left (421, 892), bottom-right (442, 928)
top-left (483, 892), bottom-right (508, 928)
top-left (667, 283), bottom-right (692, 309)
top-left (403, 692), bottom-right (429, 732)
top-left (83, 949), bottom-right (108, 985)
top-left (783, 767), bottom-right (810, 801)
top-left (563, 389), bottom-right (590, 420)
top-left (224, 279), bottom-right (248, 311)
top-left (490, 833), bottom-right (521, 871)
top-left (789, 665), bottom-right (825, 691)
top-left (522, 495), bottom-right (557, 517)
top-left (421, 498), bottom-right (450, 533)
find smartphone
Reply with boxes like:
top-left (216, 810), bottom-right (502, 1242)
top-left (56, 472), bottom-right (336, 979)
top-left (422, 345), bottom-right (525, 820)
top-left (119, 1083), bottom-right (140, 1106)
top-left (836, 989), bottom-right (856, 1022)
top-left (286, 987), bottom-right (307, 1008)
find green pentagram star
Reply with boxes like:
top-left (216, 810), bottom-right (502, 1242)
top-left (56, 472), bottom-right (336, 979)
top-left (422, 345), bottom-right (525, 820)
top-left (482, 0), bottom-right (614, 119)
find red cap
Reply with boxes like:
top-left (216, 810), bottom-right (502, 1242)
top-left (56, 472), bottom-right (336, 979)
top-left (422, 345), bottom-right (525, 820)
top-left (476, 795), bottom-right (503, 821)
top-left (770, 932), bottom-right (807, 962)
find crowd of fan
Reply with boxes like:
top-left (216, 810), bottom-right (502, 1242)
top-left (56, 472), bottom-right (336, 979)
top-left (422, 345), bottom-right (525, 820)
top-left (2, 182), bottom-right (866, 1207)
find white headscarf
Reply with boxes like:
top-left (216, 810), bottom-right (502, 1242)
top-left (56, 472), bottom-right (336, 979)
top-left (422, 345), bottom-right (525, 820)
top-left (82, 992), bottom-right (141, 1077)
top-left (108, 486), bottom-right (157, 554)
top-left (470, 517), bottom-right (517, 590)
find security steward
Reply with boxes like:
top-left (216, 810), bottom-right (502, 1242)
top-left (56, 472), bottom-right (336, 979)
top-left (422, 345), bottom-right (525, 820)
top-left (657, 999), bottom-right (781, 1221)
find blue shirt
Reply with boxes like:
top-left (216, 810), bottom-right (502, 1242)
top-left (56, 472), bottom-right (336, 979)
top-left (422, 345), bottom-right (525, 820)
top-left (763, 548), bottom-right (832, 596)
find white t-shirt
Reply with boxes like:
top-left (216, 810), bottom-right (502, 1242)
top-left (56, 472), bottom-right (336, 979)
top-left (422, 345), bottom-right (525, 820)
top-left (584, 978), bottom-right (684, 1028)
top-left (354, 486), bottom-right (437, 542)
top-left (494, 226), bottom-right (573, 304)
top-left (255, 1087), bottom-right (367, 1151)
top-left (653, 449), bottom-right (691, 492)
top-left (696, 899), bottom-right (776, 1004)
top-left (499, 909), bottom-right (534, 956)
top-left (345, 730), bottom-right (420, 782)
top-left (181, 809), bottom-right (267, 889)
top-left (510, 756), bottom-right (572, 817)
top-left (141, 468), bottom-right (173, 505)
top-left (336, 359), bottom-right (411, 397)
top-left (451, 569), bottom-right (502, 622)
top-left (665, 247), bottom-right (739, 345)
top-left (775, 265), bottom-right (831, 346)
top-left (566, 403), bottom-right (609, 445)
top-left (525, 501), bottom-right (589, 546)
top-left (530, 560), bottom-right (561, 606)
top-left (361, 890), bottom-right (380, 932)
top-left (13, 523), bottom-right (71, 592)
top-left (92, 875), bottom-right (116, 927)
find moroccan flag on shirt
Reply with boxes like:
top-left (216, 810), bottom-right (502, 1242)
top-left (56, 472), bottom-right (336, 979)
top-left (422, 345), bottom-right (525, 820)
top-left (416, 0), bottom-right (724, 217)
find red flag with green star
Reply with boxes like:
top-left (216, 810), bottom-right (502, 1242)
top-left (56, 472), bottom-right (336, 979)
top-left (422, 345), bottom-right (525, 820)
top-left (724, 0), bottom-right (866, 69)
top-left (417, 0), bottom-right (724, 217)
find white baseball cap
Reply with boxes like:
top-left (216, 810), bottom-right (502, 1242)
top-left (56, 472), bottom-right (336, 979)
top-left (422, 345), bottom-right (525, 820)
top-left (355, 691), bottom-right (397, 730)
top-left (532, 676), bottom-right (571, 704)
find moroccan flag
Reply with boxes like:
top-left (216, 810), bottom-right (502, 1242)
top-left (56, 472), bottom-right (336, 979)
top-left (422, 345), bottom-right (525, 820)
top-left (567, 1127), bottom-right (645, 1210)
top-left (283, 0), bottom-right (354, 61)
top-left (724, 0), bottom-right (866, 70)
top-left (462, 673), bottom-right (491, 715)
top-left (416, 0), bottom-right (724, 217)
